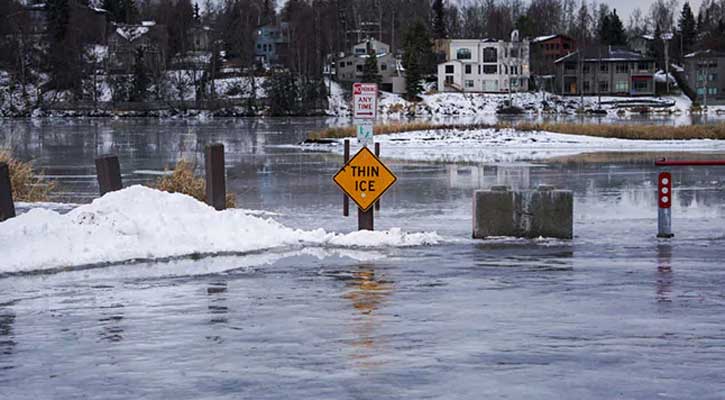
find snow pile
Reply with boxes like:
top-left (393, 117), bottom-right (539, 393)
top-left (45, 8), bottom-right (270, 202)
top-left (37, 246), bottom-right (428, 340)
top-left (304, 127), bottom-right (725, 163)
top-left (0, 186), bottom-right (441, 273)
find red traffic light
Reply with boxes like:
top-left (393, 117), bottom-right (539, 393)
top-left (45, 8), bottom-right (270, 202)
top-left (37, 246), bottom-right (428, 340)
top-left (658, 172), bottom-right (672, 209)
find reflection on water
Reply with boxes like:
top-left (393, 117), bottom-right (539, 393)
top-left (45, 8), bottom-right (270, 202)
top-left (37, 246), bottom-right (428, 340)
top-left (0, 309), bottom-right (15, 372)
top-left (342, 265), bottom-right (393, 369)
top-left (206, 281), bottom-right (228, 343)
top-left (656, 244), bottom-right (674, 304)
top-left (98, 304), bottom-right (125, 343)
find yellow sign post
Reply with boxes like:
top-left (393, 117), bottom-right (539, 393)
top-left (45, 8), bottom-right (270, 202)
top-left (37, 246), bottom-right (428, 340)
top-left (333, 146), bottom-right (397, 213)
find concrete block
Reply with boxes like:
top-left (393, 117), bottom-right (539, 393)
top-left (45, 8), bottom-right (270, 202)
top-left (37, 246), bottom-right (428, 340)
top-left (473, 186), bottom-right (573, 239)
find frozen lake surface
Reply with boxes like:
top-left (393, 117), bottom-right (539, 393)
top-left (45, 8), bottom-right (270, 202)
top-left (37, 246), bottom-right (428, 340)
top-left (1, 119), bottom-right (724, 399)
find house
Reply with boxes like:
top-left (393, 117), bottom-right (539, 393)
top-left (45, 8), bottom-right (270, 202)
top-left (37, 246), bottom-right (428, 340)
top-left (530, 34), bottom-right (575, 76)
top-left (335, 38), bottom-right (406, 94)
top-left (254, 23), bottom-right (289, 67)
top-left (189, 25), bottom-right (212, 52)
top-left (108, 21), bottom-right (168, 74)
top-left (437, 30), bottom-right (530, 93)
top-left (683, 50), bottom-right (725, 105)
top-left (554, 46), bottom-right (656, 96)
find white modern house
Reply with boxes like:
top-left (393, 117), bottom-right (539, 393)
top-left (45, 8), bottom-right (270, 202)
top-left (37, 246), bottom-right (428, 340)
top-left (437, 31), bottom-right (530, 93)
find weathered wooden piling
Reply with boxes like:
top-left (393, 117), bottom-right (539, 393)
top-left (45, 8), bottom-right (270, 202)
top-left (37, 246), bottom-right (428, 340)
top-left (95, 155), bottom-right (123, 196)
top-left (343, 139), bottom-right (350, 217)
top-left (0, 162), bottom-right (16, 222)
top-left (205, 143), bottom-right (226, 211)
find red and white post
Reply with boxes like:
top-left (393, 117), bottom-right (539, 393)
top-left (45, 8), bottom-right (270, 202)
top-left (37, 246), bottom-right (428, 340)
top-left (657, 172), bottom-right (674, 238)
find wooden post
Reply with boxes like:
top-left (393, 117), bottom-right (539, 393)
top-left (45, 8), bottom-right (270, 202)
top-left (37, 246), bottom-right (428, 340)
top-left (95, 155), bottom-right (123, 196)
top-left (374, 142), bottom-right (381, 211)
top-left (205, 143), bottom-right (226, 211)
top-left (358, 207), bottom-right (374, 231)
top-left (343, 139), bottom-right (350, 217)
top-left (0, 162), bottom-right (15, 222)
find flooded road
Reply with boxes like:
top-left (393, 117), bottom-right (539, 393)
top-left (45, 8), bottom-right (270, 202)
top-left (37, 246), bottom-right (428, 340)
top-left (1, 119), bottom-right (724, 399)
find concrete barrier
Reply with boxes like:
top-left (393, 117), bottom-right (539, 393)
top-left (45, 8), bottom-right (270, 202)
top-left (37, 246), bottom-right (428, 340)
top-left (473, 185), bottom-right (573, 239)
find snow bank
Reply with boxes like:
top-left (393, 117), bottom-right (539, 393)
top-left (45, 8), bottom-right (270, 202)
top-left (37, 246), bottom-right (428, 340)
top-left (303, 128), bottom-right (725, 164)
top-left (0, 186), bottom-right (442, 274)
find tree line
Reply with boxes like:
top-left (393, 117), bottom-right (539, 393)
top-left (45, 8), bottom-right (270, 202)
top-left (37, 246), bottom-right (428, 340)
top-left (2, 0), bottom-right (725, 111)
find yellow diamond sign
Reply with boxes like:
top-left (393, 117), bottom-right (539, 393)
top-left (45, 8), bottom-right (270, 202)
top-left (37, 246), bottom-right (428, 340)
top-left (333, 146), bottom-right (397, 211)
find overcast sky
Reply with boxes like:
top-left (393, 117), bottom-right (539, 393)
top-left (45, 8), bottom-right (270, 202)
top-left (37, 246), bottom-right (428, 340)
top-left (274, 0), bottom-right (706, 23)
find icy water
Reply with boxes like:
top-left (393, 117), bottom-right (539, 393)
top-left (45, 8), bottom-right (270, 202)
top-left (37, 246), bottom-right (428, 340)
top-left (1, 119), bottom-right (725, 399)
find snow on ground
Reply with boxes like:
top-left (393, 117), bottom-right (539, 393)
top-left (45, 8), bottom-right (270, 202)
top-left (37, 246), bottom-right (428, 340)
top-left (303, 127), bottom-right (725, 164)
top-left (327, 84), bottom-right (694, 119)
top-left (0, 186), bottom-right (442, 273)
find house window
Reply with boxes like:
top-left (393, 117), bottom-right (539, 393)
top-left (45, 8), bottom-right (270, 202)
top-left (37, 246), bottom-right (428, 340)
top-left (456, 48), bottom-right (472, 60)
top-left (637, 62), bottom-right (650, 71)
top-left (564, 62), bottom-right (576, 72)
top-left (478, 65), bottom-right (481, 74)
top-left (633, 79), bottom-right (650, 91)
top-left (380, 64), bottom-right (387, 71)
top-left (445, 65), bottom-right (454, 74)
top-left (600, 63), bottom-right (608, 73)
top-left (483, 48), bottom-right (497, 63)
top-left (615, 80), bottom-right (629, 92)
top-left (356, 65), bottom-right (363, 72)
top-left (445, 76), bottom-right (454, 85)
top-left (599, 80), bottom-right (609, 92)
top-left (354, 48), bottom-right (366, 55)
top-left (616, 63), bottom-right (628, 73)
top-left (465, 80), bottom-right (474, 88)
top-left (583, 64), bottom-right (590, 73)
top-left (256, 44), bottom-right (261, 49)
top-left (709, 87), bottom-right (718, 95)
top-left (697, 87), bottom-right (705, 95)
top-left (583, 80), bottom-right (591, 92)
top-left (511, 66), bottom-right (518, 75)
top-left (465, 64), bottom-right (472, 74)
top-left (483, 65), bottom-right (497, 74)
top-left (709, 73), bottom-right (718, 81)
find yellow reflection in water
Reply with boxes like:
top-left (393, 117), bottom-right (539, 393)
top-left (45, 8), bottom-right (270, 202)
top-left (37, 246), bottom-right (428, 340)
top-left (342, 266), bottom-right (393, 369)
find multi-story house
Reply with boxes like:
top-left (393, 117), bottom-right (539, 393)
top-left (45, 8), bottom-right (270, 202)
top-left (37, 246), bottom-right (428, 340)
top-left (108, 21), bottom-right (168, 74)
top-left (254, 23), bottom-right (289, 67)
top-left (553, 46), bottom-right (656, 96)
top-left (530, 34), bottom-right (576, 76)
top-left (683, 49), bottom-right (725, 105)
top-left (335, 38), bottom-right (406, 94)
top-left (437, 30), bottom-right (530, 93)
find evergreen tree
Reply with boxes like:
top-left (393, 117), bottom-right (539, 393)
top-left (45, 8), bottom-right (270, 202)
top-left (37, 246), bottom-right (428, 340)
top-left (264, 70), bottom-right (298, 115)
top-left (402, 20), bottom-right (433, 101)
top-left (131, 48), bottom-right (148, 101)
top-left (46, 0), bottom-right (82, 93)
top-left (432, 0), bottom-right (446, 39)
top-left (599, 9), bottom-right (626, 46)
top-left (678, 2), bottom-right (697, 55)
top-left (102, 0), bottom-right (138, 24)
top-left (361, 45), bottom-right (381, 85)
top-left (608, 10), bottom-right (626, 45)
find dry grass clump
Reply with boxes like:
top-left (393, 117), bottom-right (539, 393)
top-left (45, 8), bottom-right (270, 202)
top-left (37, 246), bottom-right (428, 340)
top-left (153, 160), bottom-right (236, 208)
top-left (509, 122), bottom-right (725, 140)
top-left (309, 121), bottom-right (725, 141)
top-left (0, 150), bottom-right (55, 202)
top-left (308, 121), bottom-right (496, 140)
